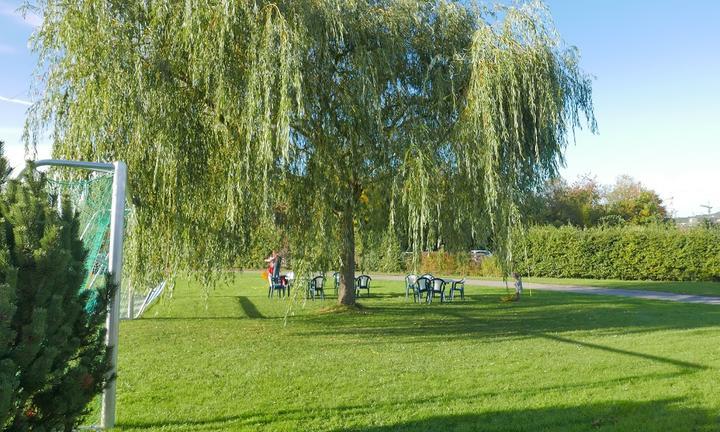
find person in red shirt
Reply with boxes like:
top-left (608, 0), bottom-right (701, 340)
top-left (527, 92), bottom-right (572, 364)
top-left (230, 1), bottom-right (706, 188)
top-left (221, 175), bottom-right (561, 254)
top-left (264, 250), bottom-right (278, 279)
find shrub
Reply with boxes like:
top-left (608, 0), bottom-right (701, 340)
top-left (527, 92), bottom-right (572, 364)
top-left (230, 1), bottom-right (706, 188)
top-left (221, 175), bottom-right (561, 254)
top-left (410, 251), bottom-right (502, 277)
top-left (0, 171), bottom-right (112, 431)
top-left (377, 229), bottom-right (404, 273)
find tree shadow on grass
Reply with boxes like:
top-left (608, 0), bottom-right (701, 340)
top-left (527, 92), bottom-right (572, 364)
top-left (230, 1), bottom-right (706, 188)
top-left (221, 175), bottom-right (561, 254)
top-left (139, 295), bottom-right (285, 320)
top-left (117, 398), bottom-right (715, 432)
top-left (536, 333), bottom-right (706, 370)
top-left (294, 292), bottom-right (720, 346)
top-left (237, 296), bottom-right (265, 319)
top-left (335, 398), bottom-right (715, 432)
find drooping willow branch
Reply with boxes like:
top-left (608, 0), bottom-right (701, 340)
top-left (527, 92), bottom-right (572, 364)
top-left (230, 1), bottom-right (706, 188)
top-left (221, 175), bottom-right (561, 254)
top-left (27, 0), bottom-right (595, 299)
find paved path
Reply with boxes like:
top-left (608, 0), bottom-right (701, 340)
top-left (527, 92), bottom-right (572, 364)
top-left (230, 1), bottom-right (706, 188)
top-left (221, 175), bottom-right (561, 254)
top-left (371, 274), bottom-right (720, 305)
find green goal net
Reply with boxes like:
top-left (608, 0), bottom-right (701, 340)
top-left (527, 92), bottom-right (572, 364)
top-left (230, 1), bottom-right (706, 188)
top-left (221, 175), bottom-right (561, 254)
top-left (48, 174), bottom-right (114, 301)
top-left (46, 171), bottom-right (151, 321)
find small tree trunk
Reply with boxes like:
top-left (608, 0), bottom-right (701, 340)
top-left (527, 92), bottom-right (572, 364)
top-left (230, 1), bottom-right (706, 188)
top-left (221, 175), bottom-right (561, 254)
top-left (338, 205), bottom-right (356, 306)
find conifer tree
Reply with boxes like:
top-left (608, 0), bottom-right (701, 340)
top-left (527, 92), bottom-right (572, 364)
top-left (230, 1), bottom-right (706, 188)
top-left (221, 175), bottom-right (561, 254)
top-left (0, 151), bottom-right (112, 431)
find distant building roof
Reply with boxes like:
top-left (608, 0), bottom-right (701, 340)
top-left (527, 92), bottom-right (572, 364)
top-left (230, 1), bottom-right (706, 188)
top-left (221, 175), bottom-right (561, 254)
top-left (675, 211), bottom-right (720, 226)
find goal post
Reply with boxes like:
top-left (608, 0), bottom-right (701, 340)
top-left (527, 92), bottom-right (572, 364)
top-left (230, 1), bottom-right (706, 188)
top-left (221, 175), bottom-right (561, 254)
top-left (103, 161), bottom-right (126, 430)
top-left (17, 159), bottom-right (127, 430)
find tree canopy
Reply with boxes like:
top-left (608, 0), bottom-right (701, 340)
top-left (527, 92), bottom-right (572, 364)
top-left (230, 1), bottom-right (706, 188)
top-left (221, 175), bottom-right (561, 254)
top-left (26, 0), bottom-right (595, 305)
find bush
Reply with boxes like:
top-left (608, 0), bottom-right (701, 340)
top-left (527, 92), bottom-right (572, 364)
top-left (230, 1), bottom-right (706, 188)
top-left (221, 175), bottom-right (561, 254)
top-left (405, 251), bottom-right (503, 277)
top-left (515, 225), bottom-right (720, 281)
top-left (0, 171), bottom-right (112, 431)
top-left (377, 229), bottom-right (404, 273)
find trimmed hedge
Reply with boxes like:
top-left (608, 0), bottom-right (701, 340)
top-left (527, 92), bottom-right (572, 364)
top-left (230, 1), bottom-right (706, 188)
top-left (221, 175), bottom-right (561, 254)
top-left (515, 225), bottom-right (720, 281)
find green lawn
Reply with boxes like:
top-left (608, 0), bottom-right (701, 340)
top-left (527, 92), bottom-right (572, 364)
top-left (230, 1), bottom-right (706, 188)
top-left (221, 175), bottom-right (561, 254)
top-left (111, 273), bottom-right (720, 431)
top-left (525, 277), bottom-right (720, 297)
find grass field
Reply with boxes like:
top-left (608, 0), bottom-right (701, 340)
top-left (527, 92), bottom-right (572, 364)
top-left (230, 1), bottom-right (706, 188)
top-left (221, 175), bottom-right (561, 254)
top-left (112, 274), bottom-right (720, 431)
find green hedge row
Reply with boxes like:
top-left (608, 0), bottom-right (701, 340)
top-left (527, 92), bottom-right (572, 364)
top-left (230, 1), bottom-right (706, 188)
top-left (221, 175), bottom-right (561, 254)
top-left (515, 225), bottom-right (720, 281)
top-left (241, 225), bottom-right (720, 282)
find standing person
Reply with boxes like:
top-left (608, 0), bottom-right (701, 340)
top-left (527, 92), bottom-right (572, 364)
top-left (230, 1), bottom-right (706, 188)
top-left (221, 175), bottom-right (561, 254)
top-left (264, 250), bottom-right (278, 280)
top-left (513, 272), bottom-right (523, 300)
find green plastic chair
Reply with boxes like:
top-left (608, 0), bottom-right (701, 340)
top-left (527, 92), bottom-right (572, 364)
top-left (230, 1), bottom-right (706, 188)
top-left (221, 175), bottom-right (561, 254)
top-left (427, 277), bottom-right (446, 303)
top-left (405, 274), bottom-right (418, 301)
top-left (448, 279), bottom-right (465, 301)
top-left (307, 275), bottom-right (326, 300)
top-left (355, 275), bottom-right (372, 297)
top-left (415, 276), bottom-right (432, 303)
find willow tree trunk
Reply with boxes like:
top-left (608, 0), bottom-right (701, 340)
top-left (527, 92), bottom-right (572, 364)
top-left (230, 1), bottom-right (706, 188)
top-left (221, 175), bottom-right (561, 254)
top-left (338, 206), bottom-right (356, 306)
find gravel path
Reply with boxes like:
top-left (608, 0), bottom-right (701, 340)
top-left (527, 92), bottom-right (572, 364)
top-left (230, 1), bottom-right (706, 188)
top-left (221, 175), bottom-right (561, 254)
top-left (371, 274), bottom-right (720, 305)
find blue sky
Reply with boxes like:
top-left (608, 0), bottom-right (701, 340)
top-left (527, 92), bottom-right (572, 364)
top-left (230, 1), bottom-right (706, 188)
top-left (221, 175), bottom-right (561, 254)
top-left (0, 0), bottom-right (718, 216)
top-left (545, 0), bottom-right (720, 217)
top-left (0, 0), bottom-right (41, 164)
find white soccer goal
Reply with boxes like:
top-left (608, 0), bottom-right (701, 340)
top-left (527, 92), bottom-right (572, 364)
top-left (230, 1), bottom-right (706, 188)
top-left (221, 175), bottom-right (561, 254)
top-left (17, 159), bottom-right (127, 430)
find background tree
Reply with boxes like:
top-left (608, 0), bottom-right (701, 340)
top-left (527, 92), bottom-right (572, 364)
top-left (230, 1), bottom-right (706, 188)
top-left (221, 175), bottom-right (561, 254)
top-left (27, 0), bottom-right (595, 305)
top-left (605, 175), bottom-right (668, 224)
top-left (529, 176), bottom-right (606, 227)
top-left (527, 174), bottom-right (668, 228)
top-left (0, 142), bottom-right (11, 184)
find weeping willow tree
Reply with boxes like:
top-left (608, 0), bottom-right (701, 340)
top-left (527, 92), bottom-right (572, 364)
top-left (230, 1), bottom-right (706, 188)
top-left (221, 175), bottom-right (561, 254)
top-left (26, 0), bottom-right (595, 306)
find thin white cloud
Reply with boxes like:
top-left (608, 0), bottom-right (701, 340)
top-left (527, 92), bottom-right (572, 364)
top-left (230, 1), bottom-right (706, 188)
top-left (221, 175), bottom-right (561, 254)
top-left (0, 2), bottom-right (42, 27)
top-left (0, 95), bottom-right (32, 106)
